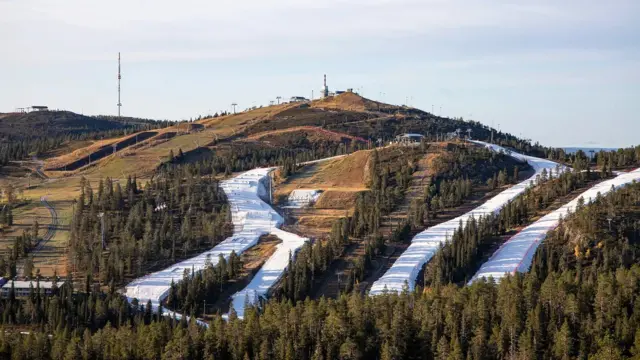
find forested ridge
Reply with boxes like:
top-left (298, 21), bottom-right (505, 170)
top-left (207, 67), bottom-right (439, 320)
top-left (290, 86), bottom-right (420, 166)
top-left (0, 180), bottom-right (638, 359)
top-left (0, 117), bottom-right (170, 169)
top-left (274, 144), bottom-right (531, 303)
top-left (68, 165), bottom-right (231, 286)
top-left (424, 168), bottom-right (606, 287)
top-left (164, 250), bottom-right (244, 317)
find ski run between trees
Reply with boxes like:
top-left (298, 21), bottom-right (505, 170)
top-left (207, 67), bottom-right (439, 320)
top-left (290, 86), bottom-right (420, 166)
top-left (369, 140), bottom-right (565, 295)
top-left (469, 167), bottom-right (640, 283)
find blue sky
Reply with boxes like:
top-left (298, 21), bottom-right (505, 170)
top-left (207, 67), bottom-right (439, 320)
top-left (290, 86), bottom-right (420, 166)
top-left (1, 0), bottom-right (639, 147)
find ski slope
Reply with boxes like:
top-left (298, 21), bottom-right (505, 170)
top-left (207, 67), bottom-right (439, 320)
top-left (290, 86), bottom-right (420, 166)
top-left (369, 141), bottom-right (564, 295)
top-left (229, 228), bottom-right (308, 318)
top-left (469, 168), bottom-right (640, 283)
top-left (124, 168), bottom-right (283, 311)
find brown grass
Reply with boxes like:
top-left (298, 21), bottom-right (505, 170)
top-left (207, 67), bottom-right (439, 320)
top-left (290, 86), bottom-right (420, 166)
top-left (314, 190), bottom-right (364, 209)
top-left (298, 216), bottom-right (342, 229)
top-left (311, 92), bottom-right (388, 112)
top-left (248, 126), bottom-right (367, 144)
top-left (198, 102), bottom-right (299, 130)
top-left (275, 150), bottom-right (371, 199)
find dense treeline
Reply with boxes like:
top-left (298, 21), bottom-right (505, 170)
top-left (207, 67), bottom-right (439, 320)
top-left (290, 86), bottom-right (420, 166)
top-left (593, 146), bottom-right (640, 170)
top-left (169, 139), bottom-right (367, 177)
top-left (0, 121), bottom-right (168, 168)
top-left (69, 167), bottom-right (231, 286)
top-left (351, 149), bottom-right (416, 237)
top-left (276, 148), bottom-right (420, 302)
top-left (546, 146), bottom-right (640, 171)
top-left (276, 219), bottom-right (350, 302)
top-left (424, 168), bottom-right (601, 287)
top-left (278, 145), bottom-right (532, 303)
top-left (412, 146), bottom-right (528, 229)
top-left (165, 251), bottom-right (243, 317)
top-left (3, 178), bottom-right (640, 360)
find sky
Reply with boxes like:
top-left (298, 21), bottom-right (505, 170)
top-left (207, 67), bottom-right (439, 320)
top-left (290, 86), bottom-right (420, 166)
top-left (1, 0), bottom-right (639, 148)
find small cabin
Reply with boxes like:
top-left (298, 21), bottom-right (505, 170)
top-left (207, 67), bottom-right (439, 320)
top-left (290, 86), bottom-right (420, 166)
top-left (395, 133), bottom-right (425, 144)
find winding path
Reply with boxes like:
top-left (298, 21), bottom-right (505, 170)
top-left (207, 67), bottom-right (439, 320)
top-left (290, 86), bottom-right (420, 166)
top-left (17, 196), bottom-right (59, 276)
top-left (35, 196), bottom-right (58, 252)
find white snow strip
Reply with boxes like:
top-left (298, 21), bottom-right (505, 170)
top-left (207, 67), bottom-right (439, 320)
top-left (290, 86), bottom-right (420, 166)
top-left (124, 168), bottom-right (283, 316)
top-left (229, 228), bottom-right (308, 319)
top-left (121, 153), bottom-right (365, 324)
top-left (469, 168), bottom-right (640, 283)
top-left (369, 141), bottom-right (565, 295)
top-left (284, 189), bottom-right (323, 208)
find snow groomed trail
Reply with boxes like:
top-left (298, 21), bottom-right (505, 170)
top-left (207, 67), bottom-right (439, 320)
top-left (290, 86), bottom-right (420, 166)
top-left (124, 168), bottom-right (301, 318)
top-left (369, 141), bottom-right (564, 295)
top-left (229, 228), bottom-right (307, 318)
top-left (469, 167), bottom-right (640, 283)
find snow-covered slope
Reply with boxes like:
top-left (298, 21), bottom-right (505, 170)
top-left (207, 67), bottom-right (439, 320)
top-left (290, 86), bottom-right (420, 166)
top-left (369, 141), bottom-right (564, 295)
top-left (124, 168), bottom-right (283, 308)
top-left (229, 228), bottom-right (308, 318)
top-left (469, 168), bottom-right (640, 283)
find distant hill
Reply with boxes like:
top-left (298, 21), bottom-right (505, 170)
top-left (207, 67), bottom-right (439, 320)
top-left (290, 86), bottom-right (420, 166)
top-left (0, 111), bottom-right (159, 139)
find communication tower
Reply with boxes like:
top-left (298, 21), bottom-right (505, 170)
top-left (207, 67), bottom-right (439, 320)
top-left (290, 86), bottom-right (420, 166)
top-left (117, 52), bottom-right (122, 117)
top-left (322, 74), bottom-right (329, 98)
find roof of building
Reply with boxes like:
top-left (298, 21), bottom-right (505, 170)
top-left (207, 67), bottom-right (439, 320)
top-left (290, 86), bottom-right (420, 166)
top-left (2, 280), bottom-right (61, 290)
top-left (400, 133), bottom-right (424, 138)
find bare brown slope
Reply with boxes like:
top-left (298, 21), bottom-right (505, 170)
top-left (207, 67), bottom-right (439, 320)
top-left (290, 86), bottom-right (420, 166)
top-left (275, 149), bottom-right (371, 198)
top-left (312, 92), bottom-right (398, 112)
top-left (248, 126), bottom-right (367, 144)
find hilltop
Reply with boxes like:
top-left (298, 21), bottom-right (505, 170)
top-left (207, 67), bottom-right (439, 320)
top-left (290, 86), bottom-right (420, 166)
top-left (0, 111), bottom-right (160, 140)
top-left (11, 93), bottom-right (535, 177)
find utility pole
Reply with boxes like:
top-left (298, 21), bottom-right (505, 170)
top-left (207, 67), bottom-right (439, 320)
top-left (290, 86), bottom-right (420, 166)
top-left (231, 103), bottom-right (237, 114)
top-left (276, 96), bottom-right (281, 105)
top-left (98, 213), bottom-right (106, 250)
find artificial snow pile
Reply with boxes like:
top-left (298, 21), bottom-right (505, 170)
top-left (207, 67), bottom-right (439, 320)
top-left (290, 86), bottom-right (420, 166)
top-left (124, 168), bottom-right (283, 313)
top-left (283, 189), bottom-right (323, 208)
top-left (369, 140), bottom-right (564, 295)
top-left (469, 167), bottom-right (640, 283)
top-left (229, 228), bottom-right (308, 319)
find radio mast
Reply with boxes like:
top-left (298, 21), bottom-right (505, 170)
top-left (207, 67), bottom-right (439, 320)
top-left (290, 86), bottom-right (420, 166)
top-left (117, 52), bottom-right (122, 117)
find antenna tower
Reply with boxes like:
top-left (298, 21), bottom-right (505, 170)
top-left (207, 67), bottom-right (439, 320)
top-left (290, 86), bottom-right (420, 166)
top-left (117, 52), bottom-right (122, 118)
